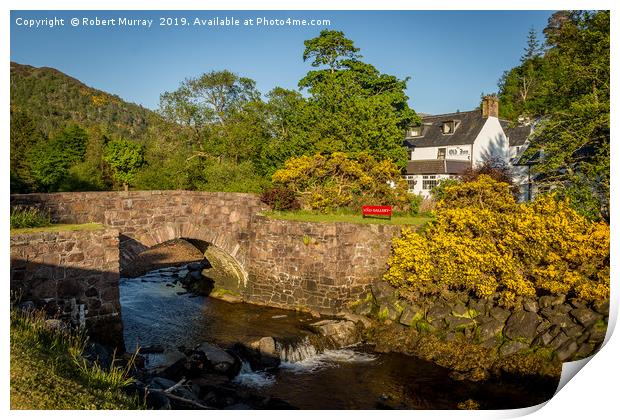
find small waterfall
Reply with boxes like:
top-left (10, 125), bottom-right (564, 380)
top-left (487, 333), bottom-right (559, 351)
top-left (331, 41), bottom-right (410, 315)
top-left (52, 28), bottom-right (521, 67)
top-left (276, 336), bottom-right (320, 362)
top-left (233, 360), bottom-right (275, 388)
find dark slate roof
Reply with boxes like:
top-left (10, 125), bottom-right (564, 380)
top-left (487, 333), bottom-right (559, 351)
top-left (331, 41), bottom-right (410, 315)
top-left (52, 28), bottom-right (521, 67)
top-left (500, 120), bottom-right (531, 147)
top-left (407, 159), bottom-right (471, 175)
top-left (404, 110), bottom-right (487, 148)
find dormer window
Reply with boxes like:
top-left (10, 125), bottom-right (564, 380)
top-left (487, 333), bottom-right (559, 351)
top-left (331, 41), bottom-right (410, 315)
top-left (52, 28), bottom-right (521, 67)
top-left (442, 121), bottom-right (455, 134)
top-left (407, 126), bottom-right (422, 137)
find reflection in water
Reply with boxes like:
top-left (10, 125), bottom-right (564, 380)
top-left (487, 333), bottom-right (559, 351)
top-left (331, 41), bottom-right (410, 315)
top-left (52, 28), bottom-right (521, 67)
top-left (120, 266), bottom-right (559, 410)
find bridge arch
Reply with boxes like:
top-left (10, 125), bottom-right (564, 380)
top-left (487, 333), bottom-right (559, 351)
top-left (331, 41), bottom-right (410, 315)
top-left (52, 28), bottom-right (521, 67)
top-left (119, 222), bottom-right (249, 289)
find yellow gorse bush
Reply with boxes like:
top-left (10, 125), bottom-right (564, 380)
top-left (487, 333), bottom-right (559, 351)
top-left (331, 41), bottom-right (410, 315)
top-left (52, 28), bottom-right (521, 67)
top-left (384, 175), bottom-right (610, 307)
top-left (272, 152), bottom-right (414, 213)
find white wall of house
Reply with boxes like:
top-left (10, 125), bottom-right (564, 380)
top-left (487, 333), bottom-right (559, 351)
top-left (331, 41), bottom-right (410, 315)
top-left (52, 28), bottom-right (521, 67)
top-left (410, 145), bottom-right (472, 161)
top-left (471, 117), bottom-right (510, 166)
top-left (405, 174), bottom-right (454, 198)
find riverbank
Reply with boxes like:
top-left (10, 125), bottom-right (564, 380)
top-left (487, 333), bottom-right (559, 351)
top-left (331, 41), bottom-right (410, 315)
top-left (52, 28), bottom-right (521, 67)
top-left (10, 309), bottom-right (139, 409)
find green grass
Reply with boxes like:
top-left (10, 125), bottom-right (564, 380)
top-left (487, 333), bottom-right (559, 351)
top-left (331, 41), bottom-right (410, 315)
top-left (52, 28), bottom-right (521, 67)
top-left (11, 222), bottom-right (104, 235)
top-left (262, 210), bottom-right (433, 226)
top-left (10, 309), bottom-right (140, 409)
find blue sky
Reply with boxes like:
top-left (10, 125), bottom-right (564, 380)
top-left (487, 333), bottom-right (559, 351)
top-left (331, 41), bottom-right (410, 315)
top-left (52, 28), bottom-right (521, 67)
top-left (10, 10), bottom-right (552, 115)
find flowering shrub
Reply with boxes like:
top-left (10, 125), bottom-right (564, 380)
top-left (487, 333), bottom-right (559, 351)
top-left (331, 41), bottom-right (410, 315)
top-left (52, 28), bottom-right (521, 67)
top-left (260, 187), bottom-right (301, 211)
top-left (271, 152), bottom-right (415, 213)
top-left (384, 175), bottom-right (610, 307)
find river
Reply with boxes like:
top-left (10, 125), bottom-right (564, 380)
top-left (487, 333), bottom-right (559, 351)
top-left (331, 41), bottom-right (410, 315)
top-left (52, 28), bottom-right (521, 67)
top-left (120, 265), bottom-right (559, 409)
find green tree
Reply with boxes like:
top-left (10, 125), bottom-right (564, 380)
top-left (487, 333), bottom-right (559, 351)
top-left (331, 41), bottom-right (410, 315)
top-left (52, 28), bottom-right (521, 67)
top-left (303, 29), bottom-right (361, 72)
top-left (296, 30), bottom-right (418, 167)
top-left (498, 11), bottom-right (609, 221)
top-left (29, 124), bottom-right (88, 192)
top-left (103, 138), bottom-right (145, 191)
top-left (10, 111), bottom-right (43, 192)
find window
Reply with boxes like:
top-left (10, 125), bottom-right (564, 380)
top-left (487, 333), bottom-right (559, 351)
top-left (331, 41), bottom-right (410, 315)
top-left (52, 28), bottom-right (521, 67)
top-left (422, 175), bottom-right (439, 190)
top-left (407, 127), bottom-right (422, 137)
top-left (442, 121), bottom-right (455, 134)
top-left (437, 148), bottom-right (446, 160)
top-left (403, 175), bottom-right (416, 192)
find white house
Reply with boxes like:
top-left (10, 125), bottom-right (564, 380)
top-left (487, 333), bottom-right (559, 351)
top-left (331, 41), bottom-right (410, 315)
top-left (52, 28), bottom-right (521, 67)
top-left (404, 96), bottom-right (532, 200)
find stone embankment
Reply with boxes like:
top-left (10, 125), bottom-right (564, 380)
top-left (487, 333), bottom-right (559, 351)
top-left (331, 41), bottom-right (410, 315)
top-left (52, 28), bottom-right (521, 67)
top-left (350, 281), bottom-right (609, 380)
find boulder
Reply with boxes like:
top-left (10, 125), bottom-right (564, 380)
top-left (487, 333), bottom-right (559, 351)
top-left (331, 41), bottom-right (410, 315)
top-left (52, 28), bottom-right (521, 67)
top-left (477, 318), bottom-right (505, 343)
top-left (568, 298), bottom-right (588, 309)
top-left (522, 298), bottom-right (539, 313)
top-left (195, 343), bottom-right (237, 374)
top-left (370, 282), bottom-right (397, 304)
top-left (489, 306), bottom-right (511, 323)
top-left (444, 315), bottom-right (476, 332)
top-left (504, 311), bottom-right (540, 343)
top-left (536, 319), bottom-right (552, 334)
top-left (340, 312), bottom-right (373, 329)
top-left (539, 294), bottom-right (566, 308)
top-left (556, 339), bottom-right (579, 362)
top-left (542, 312), bottom-right (573, 329)
top-left (499, 340), bottom-right (529, 357)
top-left (449, 300), bottom-right (468, 318)
top-left (575, 342), bottom-right (595, 359)
top-left (562, 322), bottom-right (585, 339)
top-left (156, 351), bottom-right (189, 380)
top-left (378, 302), bottom-right (402, 321)
top-left (426, 302), bottom-right (451, 323)
top-left (588, 322), bottom-right (608, 343)
top-left (593, 300), bottom-right (610, 315)
top-left (533, 329), bottom-right (558, 347)
top-left (468, 298), bottom-right (487, 318)
top-left (399, 304), bottom-right (424, 327)
top-left (257, 336), bottom-right (277, 356)
top-left (570, 308), bottom-right (603, 328)
top-left (549, 332), bottom-right (570, 350)
top-left (354, 299), bottom-right (375, 317)
top-left (310, 319), bottom-right (360, 347)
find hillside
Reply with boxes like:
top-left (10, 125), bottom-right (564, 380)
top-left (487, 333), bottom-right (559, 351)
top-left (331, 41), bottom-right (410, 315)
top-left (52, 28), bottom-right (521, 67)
top-left (10, 62), bottom-right (155, 139)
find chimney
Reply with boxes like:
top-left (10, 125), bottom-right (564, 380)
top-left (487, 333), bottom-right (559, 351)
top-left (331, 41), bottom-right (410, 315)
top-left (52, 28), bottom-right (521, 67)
top-left (481, 95), bottom-right (499, 118)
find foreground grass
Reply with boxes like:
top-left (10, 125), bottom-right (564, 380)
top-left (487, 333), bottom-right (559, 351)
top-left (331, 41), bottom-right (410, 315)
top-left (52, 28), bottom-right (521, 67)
top-left (10, 309), bottom-right (140, 409)
top-left (262, 210), bottom-right (433, 227)
top-left (11, 222), bottom-right (104, 236)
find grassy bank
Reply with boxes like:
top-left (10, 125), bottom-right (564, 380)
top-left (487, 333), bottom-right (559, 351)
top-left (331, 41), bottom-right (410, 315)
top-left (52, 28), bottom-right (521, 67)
top-left (10, 309), bottom-right (139, 409)
top-left (262, 210), bottom-right (433, 226)
top-left (10, 222), bottom-right (104, 236)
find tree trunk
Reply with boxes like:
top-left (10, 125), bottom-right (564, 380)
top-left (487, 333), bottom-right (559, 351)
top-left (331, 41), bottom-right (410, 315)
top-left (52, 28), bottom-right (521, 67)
top-left (124, 183), bottom-right (129, 192)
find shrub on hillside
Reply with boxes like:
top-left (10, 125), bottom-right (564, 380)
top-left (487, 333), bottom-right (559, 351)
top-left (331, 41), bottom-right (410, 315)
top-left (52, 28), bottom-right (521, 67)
top-left (260, 187), bottom-right (301, 211)
top-left (271, 152), bottom-right (415, 213)
top-left (384, 175), bottom-right (610, 307)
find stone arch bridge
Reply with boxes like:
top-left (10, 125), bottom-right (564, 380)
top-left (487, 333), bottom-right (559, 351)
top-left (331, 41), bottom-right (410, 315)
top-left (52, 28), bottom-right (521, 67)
top-left (10, 191), bottom-right (400, 341)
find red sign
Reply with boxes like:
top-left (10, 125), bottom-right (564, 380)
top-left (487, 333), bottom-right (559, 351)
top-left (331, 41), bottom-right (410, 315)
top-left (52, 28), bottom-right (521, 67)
top-left (362, 205), bottom-right (392, 218)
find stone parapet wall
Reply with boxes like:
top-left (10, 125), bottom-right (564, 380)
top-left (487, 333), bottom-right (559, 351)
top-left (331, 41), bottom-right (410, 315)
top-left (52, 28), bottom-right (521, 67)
top-left (11, 191), bottom-right (407, 317)
top-left (10, 228), bottom-right (121, 345)
top-left (245, 216), bottom-right (402, 313)
top-left (11, 191), bottom-right (268, 270)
